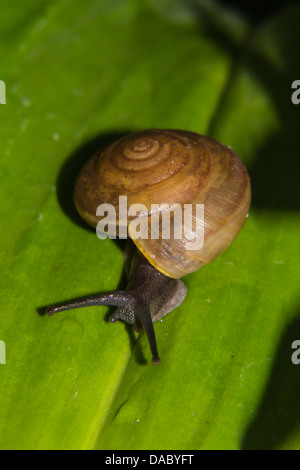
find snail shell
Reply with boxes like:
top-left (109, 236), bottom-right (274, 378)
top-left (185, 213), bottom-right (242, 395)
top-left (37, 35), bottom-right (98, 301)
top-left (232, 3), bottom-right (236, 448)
top-left (74, 129), bottom-right (251, 279)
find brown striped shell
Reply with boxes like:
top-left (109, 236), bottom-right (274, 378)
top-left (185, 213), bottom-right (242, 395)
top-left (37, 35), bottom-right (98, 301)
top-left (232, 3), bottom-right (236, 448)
top-left (74, 129), bottom-right (251, 279)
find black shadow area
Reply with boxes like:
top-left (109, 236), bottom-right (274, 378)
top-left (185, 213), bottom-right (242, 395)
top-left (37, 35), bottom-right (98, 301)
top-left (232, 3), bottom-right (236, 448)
top-left (56, 130), bottom-right (131, 231)
top-left (55, 130), bottom-right (132, 288)
top-left (242, 311), bottom-right (300, 449)
top-left (240, 39), bottom-right (300, 212)
top-left (190, 0), bottom-right (300, 212)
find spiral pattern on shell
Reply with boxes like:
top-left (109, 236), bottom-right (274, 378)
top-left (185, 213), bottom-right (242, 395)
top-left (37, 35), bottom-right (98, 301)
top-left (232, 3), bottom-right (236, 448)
top-left (99, 131), bottom-right (188, 189)
top-left (74, 129), bottom-right (251, 278)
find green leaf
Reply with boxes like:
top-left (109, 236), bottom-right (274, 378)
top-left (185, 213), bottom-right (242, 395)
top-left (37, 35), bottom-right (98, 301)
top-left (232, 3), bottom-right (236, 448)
top-left (0, 0), bottom-right (299, 450)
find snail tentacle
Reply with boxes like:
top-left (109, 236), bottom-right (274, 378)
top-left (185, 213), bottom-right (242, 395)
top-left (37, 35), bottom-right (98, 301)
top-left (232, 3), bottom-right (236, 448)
top-left (46, 291), bottom-right (132, 316)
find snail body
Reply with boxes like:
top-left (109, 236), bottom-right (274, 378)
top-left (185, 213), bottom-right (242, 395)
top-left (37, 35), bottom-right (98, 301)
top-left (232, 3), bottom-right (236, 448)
top-left (47, 129), bottom-right (251, 364)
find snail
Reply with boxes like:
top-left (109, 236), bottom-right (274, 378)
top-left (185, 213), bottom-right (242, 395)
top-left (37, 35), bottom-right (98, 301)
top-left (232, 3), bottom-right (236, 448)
top-left (46, 129), bottom-right (251, 364)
